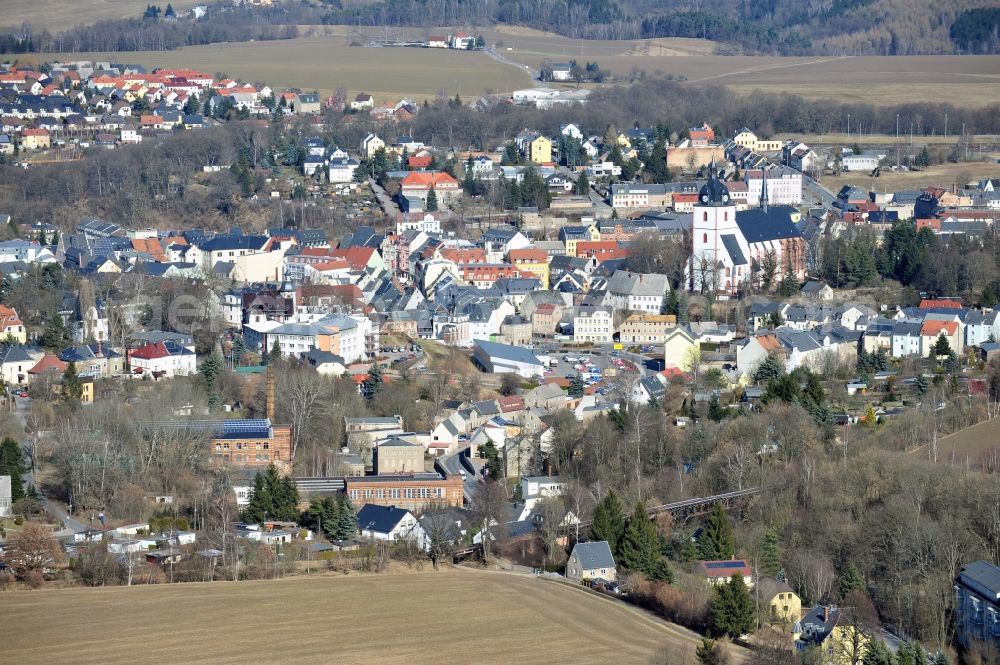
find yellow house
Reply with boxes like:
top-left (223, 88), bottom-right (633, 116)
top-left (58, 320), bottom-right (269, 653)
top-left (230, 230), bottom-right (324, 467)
top-left (19, 129), bottom-right (50, 150)
top-left (794, 605), bottom-right (869, 665)
top-left (663, 326), bottom-right (698, 371)
top-left (528, 135), bottom-right (552, 164)
top-left (80, 380), bottom-right (94, 405)
top-left (508, 248), bottom-right (550, 289)
top-left (757, 579), bottom-right (801, 625)
top-left (560, 225), bottom-right (600, 257)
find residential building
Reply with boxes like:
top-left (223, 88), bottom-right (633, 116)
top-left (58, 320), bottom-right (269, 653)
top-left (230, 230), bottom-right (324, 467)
top-left (0, 475), bottom-right (10, 517)
top-left (756, 578), bottom-right (801, 624)
top-left (360, 132), bottom-right (384, 159)
top-left (698, 559), bottom-right (754, 586)
top-left (956, 560), bottom-right (1000, 653)
top-left (606, 271), bottom-right (668, 313)
top-left (573, 307), bottom-right (613, 344)
top-left (566, 540), bottom-right (617, 583)
top-left (794, 605), bottom-right (867, 665)
top-left (663, 326), bottom-right (699, 370)
top-left (373, 436), bottom-right (425, 475)
top-left (521, 476), bottom-right (567, 511)
top-left (128, 340), bottom-right (196, 378)
top-left (920, 319), bottom-right (962, 357)
top-left (619, 313), bottom-right (677, 344)
top-left (356, 504), bottom-right (428, 550)
top-left (20, 128), bottom-right (50, 150)
top-left (0, 304), bottom-right (26, 343)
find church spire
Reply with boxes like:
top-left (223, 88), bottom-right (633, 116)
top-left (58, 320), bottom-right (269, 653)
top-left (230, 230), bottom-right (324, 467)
top-left (760, 169), bottom-right (769, 213)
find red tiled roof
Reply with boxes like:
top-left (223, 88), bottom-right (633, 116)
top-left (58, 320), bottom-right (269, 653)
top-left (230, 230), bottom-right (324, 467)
top-left (329, 247), bottom-right (376, 271)
top-left (919, 299), bottom-right (962, 310)
top-left (920, 320), bottom-right (958, 337)
top-left (496, 395), bottom-right (525, 413)
top-left (130, 342), bottom-right (170, 360)
top-left (400, 171), bottom-right (458, 189)
top-left (508, 248), bottom-right (548, 263)
top-left (29, 354), bottom-right (67, 375)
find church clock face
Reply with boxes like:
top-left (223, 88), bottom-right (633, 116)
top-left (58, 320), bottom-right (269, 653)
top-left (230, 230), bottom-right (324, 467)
top-left (722, 193), bottom-right (730, 203)
top-left (701, 193), bottom-right (710, 203)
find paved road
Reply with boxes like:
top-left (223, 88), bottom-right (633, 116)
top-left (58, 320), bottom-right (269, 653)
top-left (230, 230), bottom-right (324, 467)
top-left (802, 173), bottom-right (837, 207)
top-left (483, 46), bottom-right (540, 86)
top-left (11, 395), bottom-right (87, 533)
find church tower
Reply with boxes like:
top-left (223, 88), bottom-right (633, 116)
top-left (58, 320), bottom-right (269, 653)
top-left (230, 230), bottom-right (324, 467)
top-left (689, 162), bottom-right (739, 293)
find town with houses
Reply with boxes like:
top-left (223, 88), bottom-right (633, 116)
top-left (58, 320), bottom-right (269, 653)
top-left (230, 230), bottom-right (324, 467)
top-left (0, 50), bottom-right (999, 665)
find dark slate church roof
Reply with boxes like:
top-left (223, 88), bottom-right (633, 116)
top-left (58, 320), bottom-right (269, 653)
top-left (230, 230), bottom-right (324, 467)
top-left (736, 205), bottom-right (801, 243)
top-left (720, 234), bottom-right (747, 266)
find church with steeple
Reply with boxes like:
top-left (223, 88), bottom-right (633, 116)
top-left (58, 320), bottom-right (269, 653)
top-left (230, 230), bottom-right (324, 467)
top-left (687, 164), bottom-right (805, 296)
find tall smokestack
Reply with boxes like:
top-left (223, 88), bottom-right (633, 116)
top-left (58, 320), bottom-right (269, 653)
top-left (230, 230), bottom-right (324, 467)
top-left (266, 364), bottom-right (276, 422)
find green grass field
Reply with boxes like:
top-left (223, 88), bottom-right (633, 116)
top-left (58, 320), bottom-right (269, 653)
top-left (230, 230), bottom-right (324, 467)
top-left (0, 568), bottom-right (717, 665)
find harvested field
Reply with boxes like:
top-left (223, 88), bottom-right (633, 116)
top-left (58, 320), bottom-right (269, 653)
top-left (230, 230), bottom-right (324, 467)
top-left (0, 568), bottom-right (717, 665)
top-left (933, 419), bottom-right (1000, 464)
top-left (36, 36), bottom-right (532, 102)
top-left (1, 0), bottom-right (203, 31)
top-left (821, 161), bottom-right (1000, 193)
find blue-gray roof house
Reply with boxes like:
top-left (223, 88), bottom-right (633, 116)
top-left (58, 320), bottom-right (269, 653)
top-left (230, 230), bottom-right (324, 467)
top-left (566, 541), bottom-right (617, 582)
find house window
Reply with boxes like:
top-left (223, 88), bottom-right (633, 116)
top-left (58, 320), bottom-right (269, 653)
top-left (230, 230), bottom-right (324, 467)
top-left (703, 233), bottom-right (708, 243)
top-left (702, 212), bottom-right (708, 222)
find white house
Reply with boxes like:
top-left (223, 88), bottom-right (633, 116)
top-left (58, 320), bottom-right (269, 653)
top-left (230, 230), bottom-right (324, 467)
top-left (573, 307), bottom-right (613, 344)
top-left (356, 504), bottom-right (428, 550)
top-left (128, 340), bottom-right (197, 378)
top-left (521, 475), bottom-right (567, 511)
top-left (328, 157), bottom-right (359, 183)
top-left (0, 475), bottom-right (11, 517)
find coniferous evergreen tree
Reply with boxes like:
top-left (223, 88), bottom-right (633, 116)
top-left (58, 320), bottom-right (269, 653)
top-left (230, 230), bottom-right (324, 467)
top-left (590, 491), bottom-right (626, 555)
top-left (619, 502), bottom-right (673, 581)
top-left (62, 361), bottom-right (83, 400)
top-left (711, 573), bottom-right (755, 637)
top-left (699, 503), bottom-right (735, 560)
top-left (758, 528), bottom-right (781, 577)
top-left (242, 464), bottom-right (300, 522)
top-left (839, 562), bottom-right (865, 599)
top-left (0, 437), bottom-right (25, 502)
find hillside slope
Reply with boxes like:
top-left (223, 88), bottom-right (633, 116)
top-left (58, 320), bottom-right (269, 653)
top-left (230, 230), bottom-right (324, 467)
top-left (321, 0), bottom-right (1000, 55)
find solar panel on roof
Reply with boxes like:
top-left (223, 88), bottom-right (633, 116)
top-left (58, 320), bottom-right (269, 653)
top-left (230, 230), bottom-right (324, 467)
top-left (705, 561), bottom-right (744, 569)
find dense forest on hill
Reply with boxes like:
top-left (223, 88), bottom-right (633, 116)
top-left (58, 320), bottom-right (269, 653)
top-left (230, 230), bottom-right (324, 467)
top-left (2, 0), bottom-right (999, 55)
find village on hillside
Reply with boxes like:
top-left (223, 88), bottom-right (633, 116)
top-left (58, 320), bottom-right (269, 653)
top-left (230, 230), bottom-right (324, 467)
top-left (0, 54), bottom-right (999, 665)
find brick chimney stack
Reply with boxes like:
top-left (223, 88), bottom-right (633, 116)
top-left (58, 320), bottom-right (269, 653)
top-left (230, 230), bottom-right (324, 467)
top-left (266, 364), bottom-right (276, 421)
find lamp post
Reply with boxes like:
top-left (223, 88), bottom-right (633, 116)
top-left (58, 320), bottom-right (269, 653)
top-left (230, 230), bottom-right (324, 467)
top-left (945, 113), bottom-right (948, 137)
top-left (847, 114), bottom-right (851, 135)
top-left (896, 114), bottom-right (899, 140)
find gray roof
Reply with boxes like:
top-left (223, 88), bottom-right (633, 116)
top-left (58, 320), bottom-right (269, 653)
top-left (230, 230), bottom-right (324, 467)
top-left (572, 541), bottom-right (616, 570)
top-left (356, 504), bottom-right (411, 535)
top-left (474, 339), bottom-right (542, 366)
top-left (720, 234), bottom-right (747, 266)
top-left (960, 560), bottom-right (1000, 601)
